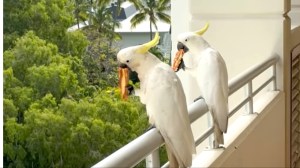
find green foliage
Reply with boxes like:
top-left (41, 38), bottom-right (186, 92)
top-left (5, 31), bottom-right (56, 81)
top-left (3, 0), bottom-right (73, 49)
top-left (3, 0), bottom-right (169, 167)
top-left (6, 87), bottom-right (34, 122)
top-left (60, 31), bottom-right (90, 58)
top-left (4, 32), bottom-right (88, 100)
top-left (85, 0), bottom-right (123, 49)
top-left (71, 0), bottom-right (90, 29)
top-left (3, 99), bottom-right (19, 121)
top-left (26, 63), bottom-right (79, 100)
top-left (4, 91), bottom-right (148, 168)
top-left (3, 0), bottom-right (86, 56)
top-left (4, 118), bottom-right (30, 168)
top-left (3, 68), bottom-right (22, 90)
top-left (82, 28), bottom-right (119, 88)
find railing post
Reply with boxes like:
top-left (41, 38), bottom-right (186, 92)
top-left (248, 81), bottom-right (254, 114)
top-left (145, 149), bottom-right (160, 168)
top-left (273, 63), bottom-right (278, 91)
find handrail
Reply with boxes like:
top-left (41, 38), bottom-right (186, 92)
top-left (91, 99), bottom-right (209, 168)
top-left (228, 55), bottom-right (278, 94)
top-left (92, 55), bottom-right (279, 168)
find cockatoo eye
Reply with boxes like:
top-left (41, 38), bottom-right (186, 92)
top-left (185, 39), bottom-right (188, 42)
top-left (126, 60), bottom-right (130, 63)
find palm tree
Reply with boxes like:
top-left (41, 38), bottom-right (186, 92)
top-left (88, 0), bottom-right (121, 44)
top-left (73, 0), bottom-right (89, 29)
top-left (109, 0), bottom-right (138, 47)
top-left (130, 0), bottom-right (171, 40)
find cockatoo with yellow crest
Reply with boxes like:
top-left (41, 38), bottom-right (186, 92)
top-left (118, 33), bottom-right (196, 167)
top-left (173, 23), bottom-right (229, 148)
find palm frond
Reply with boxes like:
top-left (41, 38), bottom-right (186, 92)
top-left (158, 0), bottom-right (171, 10)
top-left (156, 12), bottom-right (170, 24)
top-left (128, 0), bottom-right (143, 10)
top-left (157, 5), bottom-right (170, 12)
top-left (130, 12), bottom-right (146, 28)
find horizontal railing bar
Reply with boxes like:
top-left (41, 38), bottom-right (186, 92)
top-left (156, 100), bottom-right (212, 168)
top-left (229, 56), bottom-right (279, 95)
top-left (92, 99), bottom-right (209, 168)
top-left (162, 126), bottom-right (214, 168)
top-left (228, 72), bottom-right (275, 119)
top-left (159, 100), bottom-right (210, 168)
top-left (188, 99), bottom-right (209, 123)
top-left (161, 161), bottom-right (169, 168)
top-left (92, 55), bottom-right (279, 168)
top-left (92, 129), bottom-right (164, 168)
top-left (252, 76), bottom-right (275, 97)
top-left (195, 127), bottom-right (214, 146)
top-left (228, 97), bottom-right (251, 118)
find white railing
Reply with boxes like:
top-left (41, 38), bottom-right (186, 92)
top-left (92, 55), bottom-right (279, 168)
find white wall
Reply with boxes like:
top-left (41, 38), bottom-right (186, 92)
top-left (171, 0), bottom-right (197, 104)
top-left (172, 0), bottom-right (289, 100)
top-left (196, 91), bottom-right (286, 167)
top-left (171, 0), bottom-right (291, 167)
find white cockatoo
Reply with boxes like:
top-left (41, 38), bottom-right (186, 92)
top-left (117, 33), bottom-right (196, 167)
top-left (172, 23), bottom-right (229, 148)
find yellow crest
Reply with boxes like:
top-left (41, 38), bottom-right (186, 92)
top-left (195, 22), bottom-right (209, 35)
top-left (136, 32), bottom-right (160, 54)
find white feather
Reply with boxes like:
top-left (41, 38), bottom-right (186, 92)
top-left (145, 63), bottom-right (196, 166)
top-left (177, 33), bottom-right (229, 147)
top-left (117, 48), bottom-right (196, 166)
top-left (190, 48), bottom-right (228, 132)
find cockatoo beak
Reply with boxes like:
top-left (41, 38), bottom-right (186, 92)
top-left (177, 42), bottom-right (189, 53)
top-left (118, 63), bottom-right (129, 100)
top-left (172, 42), bottom-right (188, 72)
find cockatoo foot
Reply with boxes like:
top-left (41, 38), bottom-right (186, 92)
top-left (219, 146), bottom-right (225, 149)
top-left (213, 140), bottom-right (225, 149)
top-left (194, 96), bottom-right (204, 102)
top-left (214, 145), bottom-right (225, 149)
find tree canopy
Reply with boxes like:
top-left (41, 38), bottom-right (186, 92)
top-left (3, 0), bottom-right (154, 167)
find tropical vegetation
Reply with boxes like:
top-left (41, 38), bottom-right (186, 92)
top-left (3, 0), bottom-right (169, 168)
top-left (3, 0), bottom-right (170, 167)
top-left (130, 0), bottom-right (171, 40)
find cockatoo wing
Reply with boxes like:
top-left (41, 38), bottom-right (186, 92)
top-left (145, 63), bottom-right (196, 167)
top-left (197, 48), bottom-right (229, 133)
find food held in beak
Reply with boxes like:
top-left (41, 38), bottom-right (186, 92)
top-left (118, 67), bottom-right (129, 100)
top-left (172, 49), bottom-right (185, 71)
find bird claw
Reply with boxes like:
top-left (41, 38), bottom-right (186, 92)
top-left (194, 96), bottom-right (204, 102)
top-left (214, 145), bottom-right (225, 149)
top-left (213, 140), bottom-right (225, 149)
top-left (214, 144), bottom-right (225, 149)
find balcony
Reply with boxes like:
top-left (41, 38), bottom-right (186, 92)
top-left (92, 55), bottom-right (283, 167)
